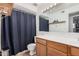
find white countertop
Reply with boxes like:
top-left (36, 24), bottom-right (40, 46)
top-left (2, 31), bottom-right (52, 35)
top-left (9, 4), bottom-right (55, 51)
top-left (35, 32), bottom-right (79, 47)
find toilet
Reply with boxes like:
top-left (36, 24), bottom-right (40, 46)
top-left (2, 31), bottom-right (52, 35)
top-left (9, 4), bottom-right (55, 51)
top-left (27, 43), bottom-right (36, 56)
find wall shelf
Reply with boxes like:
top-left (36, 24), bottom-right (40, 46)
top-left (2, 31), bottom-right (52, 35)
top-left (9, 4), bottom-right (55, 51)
top-left (49, 21), bottom-right (66, 24)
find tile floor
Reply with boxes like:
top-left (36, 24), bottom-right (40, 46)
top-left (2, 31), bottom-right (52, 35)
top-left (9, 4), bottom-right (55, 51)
top-left (16, 50), bottom-right (36, 56)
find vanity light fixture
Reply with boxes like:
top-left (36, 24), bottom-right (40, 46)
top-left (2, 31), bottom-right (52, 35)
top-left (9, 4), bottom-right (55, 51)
top-left (42, 8), bottom-right (47, 12)
top-left (42, 3), bottom-right (57, 13)
top-left (49, 5), bottom-right (53, 8)
top-left (54, 3), bottom-right (57, 6)
top-left (46, 7), bottom-right (50, 10)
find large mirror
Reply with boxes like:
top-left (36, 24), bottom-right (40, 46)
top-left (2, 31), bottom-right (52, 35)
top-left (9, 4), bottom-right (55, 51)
top-left (42, 3), bottom-right (79, 33)
top-left (39, 16), bottom-right (49, 31)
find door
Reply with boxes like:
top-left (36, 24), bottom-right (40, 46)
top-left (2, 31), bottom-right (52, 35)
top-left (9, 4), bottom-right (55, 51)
top-left (36, 43), bottom-right (46, 56)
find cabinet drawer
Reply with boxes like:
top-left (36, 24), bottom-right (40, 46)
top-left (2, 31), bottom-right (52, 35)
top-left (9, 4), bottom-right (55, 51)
top-left (47, 47), bottom-right (67, 56)
top-left (71, 47), bottom-right (79, 56)
top-left (36, 38), bottom-right (46, 45)
top-left (47, 40), bottom-right (67, 53)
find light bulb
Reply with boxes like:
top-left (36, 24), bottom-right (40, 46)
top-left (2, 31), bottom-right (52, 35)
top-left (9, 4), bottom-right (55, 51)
top-left (46, 7), bottom-right (49, 10)
top-left (50, 5), bottom-right (53, 8)
top-left (54, 3), bottom-right (57, 6)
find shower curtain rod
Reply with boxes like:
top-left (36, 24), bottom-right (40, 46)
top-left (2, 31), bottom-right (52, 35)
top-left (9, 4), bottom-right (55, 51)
top-left (13, 8), bottom-right (36, 15)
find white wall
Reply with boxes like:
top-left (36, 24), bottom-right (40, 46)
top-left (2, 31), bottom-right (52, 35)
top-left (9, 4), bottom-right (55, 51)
top-left (36, 13), bottom-right (40, 34)
top-left (49, 4), bottom-right (79, 32)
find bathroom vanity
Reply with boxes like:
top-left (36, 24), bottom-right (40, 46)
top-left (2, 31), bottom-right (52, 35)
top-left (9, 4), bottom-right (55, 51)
top-left (35, 32), bottom-right (79, 56)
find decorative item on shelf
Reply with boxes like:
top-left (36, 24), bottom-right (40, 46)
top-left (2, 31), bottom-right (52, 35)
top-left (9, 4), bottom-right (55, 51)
top-left (0, 7), bottom-right (8, 15)
top-left (49, 20), bottom-right (66, 24)
top-left (0, 3), bottom-right (13, 16)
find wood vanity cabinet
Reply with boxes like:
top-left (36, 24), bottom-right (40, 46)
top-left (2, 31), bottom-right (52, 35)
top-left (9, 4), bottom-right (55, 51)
top-left (71, 46), bottom-right (79, 56)
top-left (36, 38), bottom-right (47, 56)
top-left (47, 47), bottom-right (67, 56)
top-left (36, 37), bottom-right (79, 56)
top-left (47, 41), bottom-right (68, 56)
top-left (36, 38), bottom-right (68, 56)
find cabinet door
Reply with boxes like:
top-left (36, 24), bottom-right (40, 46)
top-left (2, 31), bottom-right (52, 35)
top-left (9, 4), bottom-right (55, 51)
top-left (71, 47), bottom-right (79, 56)
top-left (47, 41), bottom-right (67, 54)
top-left (36, 43), bottom-right (46, 56)
top-left (47, 47), bottom-right (67, 56)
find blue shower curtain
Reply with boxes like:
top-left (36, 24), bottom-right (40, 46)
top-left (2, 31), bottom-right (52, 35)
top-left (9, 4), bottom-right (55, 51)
top-left (11, 10), bottom-right (36, 55)
top-left (1, 16), bottom-right (10, 50)
top-left (1, 10), bottom-right (36, 55)
top-left (1, 16), bottom-right (14, 55)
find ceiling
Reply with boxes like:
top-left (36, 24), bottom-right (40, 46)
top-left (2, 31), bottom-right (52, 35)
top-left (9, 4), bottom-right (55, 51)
top-left (31, 3), bottom-right (56, 12)
top-left (14, 3), bottom-right (56, 13)
top-left (14, 3), bottom-right (77, 13)
top-left (13, 3), bottom-right (60, 18)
